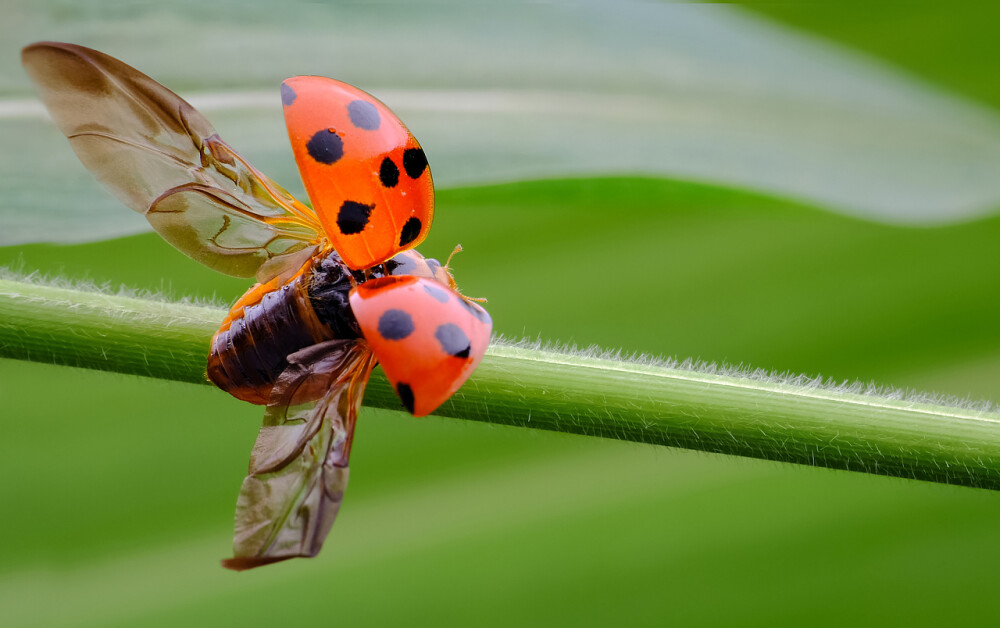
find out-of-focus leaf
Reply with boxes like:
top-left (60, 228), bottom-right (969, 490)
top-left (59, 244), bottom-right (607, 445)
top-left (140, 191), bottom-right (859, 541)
top-left (746, 5), bottom-right (1000, 111)
top-left (3, 2), bottom-right (1000, 246)
top-left (2, 176), bottom-right (1000, 624)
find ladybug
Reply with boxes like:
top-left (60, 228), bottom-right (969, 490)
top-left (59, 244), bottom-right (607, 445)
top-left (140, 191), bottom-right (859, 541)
top-left (22, 42), bottom-right (492, 570)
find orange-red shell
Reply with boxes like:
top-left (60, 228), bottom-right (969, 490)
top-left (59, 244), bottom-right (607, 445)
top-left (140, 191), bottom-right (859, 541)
top-left (349, 276), bottom-right (492, 417)
top-left (281, 76), bottom-right (433, 270)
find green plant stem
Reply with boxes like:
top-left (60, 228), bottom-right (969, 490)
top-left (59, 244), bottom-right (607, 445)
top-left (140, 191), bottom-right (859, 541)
top-left (3, 276), bottom-right (1000, 490)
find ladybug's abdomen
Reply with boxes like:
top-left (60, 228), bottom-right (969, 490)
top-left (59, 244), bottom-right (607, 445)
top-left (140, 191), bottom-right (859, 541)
top-left (207, 253), bottom-right (360, 405)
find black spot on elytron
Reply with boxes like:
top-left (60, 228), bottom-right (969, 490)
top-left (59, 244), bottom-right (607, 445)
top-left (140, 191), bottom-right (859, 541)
top-left (435, 323), bottom-right (471, 359)
top-left (337, 201), bottom-right (374, 235)
top-left (423, 283), bottom-right (451, 303)
top-left (280, 83), bottom-right (297, 106)
top-left (306, 129), bottom-right (343, 164)
top-left (347, 99), bottom-right (380, 130)
top-left (378, 308), bottom-right (414, 341)
top-left (399, 217), bottom-right (422, 247)
top-left (379, 157), bottom-right (399, 188)
top-left (396, 382), bottom-right (415, 414)
top-left (461, 299), bottom-right (492, 325)
top-left (403, 148), bottom-right (428, 178)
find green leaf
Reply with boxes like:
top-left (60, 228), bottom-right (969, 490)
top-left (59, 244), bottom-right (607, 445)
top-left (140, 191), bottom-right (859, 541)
top-left (5, 2), bottom-right (1000, 246)
top-left (747, 4), bottom-right (1000, 111)
top-left (3, 2), bottom-right (1000, 624)
top-left (2, 176), bottom-right (1000, 625)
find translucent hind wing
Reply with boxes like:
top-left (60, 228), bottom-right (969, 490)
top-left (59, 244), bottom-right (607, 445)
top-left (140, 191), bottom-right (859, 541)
top-left (22, 41), bottom-right (322, 282)
top-left (147, 180), bottom-right (319, 280)
top-left (222, 340), bottom-right (375, 571)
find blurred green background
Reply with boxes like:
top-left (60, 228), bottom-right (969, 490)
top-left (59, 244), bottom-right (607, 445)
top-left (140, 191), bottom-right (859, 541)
top-left (2, 3), bottom-right (1000, 626)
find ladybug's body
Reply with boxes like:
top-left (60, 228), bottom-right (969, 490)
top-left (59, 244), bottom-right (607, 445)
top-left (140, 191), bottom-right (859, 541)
top-left (207, 249), bottom-right (456, 405)
top-left (23, 41), bottom-right (491, 571)
top-left (206, 251), bottom-right (354, 405)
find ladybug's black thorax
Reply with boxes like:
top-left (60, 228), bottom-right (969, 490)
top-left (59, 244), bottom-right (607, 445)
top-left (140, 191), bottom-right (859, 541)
top-left (306, 248), bottom-right (449, 338)
top-left (208, 248), bottom-right (453, 406)
top-left (306, 251), bottom-right (362, 339)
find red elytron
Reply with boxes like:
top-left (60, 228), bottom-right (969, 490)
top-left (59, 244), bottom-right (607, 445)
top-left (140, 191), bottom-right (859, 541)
top-left (351, 275), bottom-right (491, 417)
top-left (283, 76), bottom-right (435, 269)
top-left (22, 42), bottom-right (491, 570)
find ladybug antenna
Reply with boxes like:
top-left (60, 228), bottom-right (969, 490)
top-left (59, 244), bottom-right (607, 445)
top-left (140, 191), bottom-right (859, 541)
top-left (444, 244), bottom-right (463, 270)
top-left (444, 244), bottom-right (488, 304)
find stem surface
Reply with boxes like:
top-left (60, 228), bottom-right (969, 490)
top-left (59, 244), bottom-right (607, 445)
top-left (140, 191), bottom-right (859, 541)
top-left (2, 276), bottom-right (999, 489)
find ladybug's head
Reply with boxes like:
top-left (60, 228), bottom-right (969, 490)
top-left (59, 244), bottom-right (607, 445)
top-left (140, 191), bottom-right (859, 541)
top-left (385, 249), bottom-right (456, 290)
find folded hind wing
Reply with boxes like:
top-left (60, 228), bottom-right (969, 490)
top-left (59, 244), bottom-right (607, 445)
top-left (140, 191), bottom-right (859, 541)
top-left (222, 339), bottom-right (375, 571)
